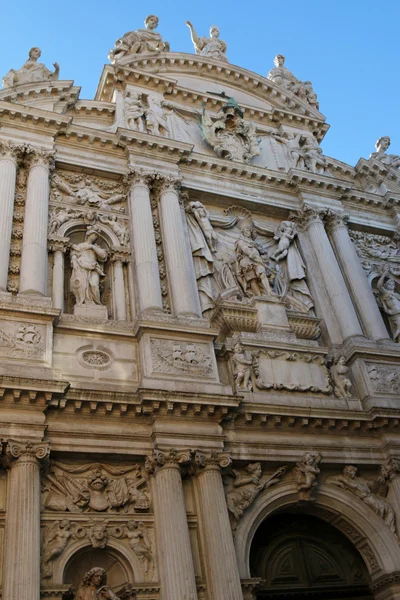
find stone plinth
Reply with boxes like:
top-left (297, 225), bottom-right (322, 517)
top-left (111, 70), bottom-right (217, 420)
top-left (73, 304), bottom-right (108, 319)
top-left (253, 296), bottom-right (291, 331)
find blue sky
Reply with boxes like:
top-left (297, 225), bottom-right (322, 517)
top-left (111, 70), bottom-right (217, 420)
top-left (1, 0), bottom-right (399, 166)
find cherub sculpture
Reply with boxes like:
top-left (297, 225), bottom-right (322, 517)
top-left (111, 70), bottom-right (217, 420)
top-left (271, 221), bottom-right (297, 261)
top-left (330, 356), bottom-right (352, 398)
top-left (231, 341), bottom-right (253, 391)
top-left (293, 452), bottom-right (321, 501)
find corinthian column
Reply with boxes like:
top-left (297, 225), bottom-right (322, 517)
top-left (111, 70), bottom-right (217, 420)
top-left (2, 440), bottom-right (50, 600)
top-left (49, 238), bottom-right (68, 311)
top-left (0, 141), bottom-right (21, 291)
top-left (158, 177), bottom-right (201, 317)
top-left (19, 148), bottom-right (54, 296)
top-left (326, 210), bottom-right (389, 341)
top-left (128, 170), bottom-right (163, 314)
top-left (146, 449), bottom-right (198, 600)
top-left (295, 204), bottom-right (363, 342)
top-left (194, 452), bottom-right (244, 600)
top-left (111, 249), bottom-right (130, 321)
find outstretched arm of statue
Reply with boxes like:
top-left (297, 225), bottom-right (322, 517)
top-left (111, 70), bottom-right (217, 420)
top-left (185, 21), bottom-right (199, 43)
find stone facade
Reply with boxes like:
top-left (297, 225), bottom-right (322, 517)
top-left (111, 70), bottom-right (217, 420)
top-left (0, 19), bottom-right (400, 600)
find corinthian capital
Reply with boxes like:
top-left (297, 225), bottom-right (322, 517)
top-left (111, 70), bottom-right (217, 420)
top-left (3, 439), bottom-right (50, 467)
top-left (193, 450), bottom-right (232, 473)
top-left (145, 448), bottom-right (193, 475)
top-left (157, 174), bottom-right (182, 195)
top-left (290, 203), bottom-right (327, 231)
top-left (325, 209), bottom-right (350, 233)
top-left (25, 146), bottom-right (55, 169)
top-left (0, 140), bottom-right (24, 161)
top-left (125, 167), bottom-right (155, 188)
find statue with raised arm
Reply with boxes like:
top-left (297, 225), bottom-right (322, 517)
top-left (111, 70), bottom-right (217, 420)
top-left (188, 201), bottom-right (218, 252)
top-left (185, 21), bottom-right (228, 62)
top-left (377, 266), bottom-right (400, 342)
top-left (108, 15), bottom-right (170, 64)
top-left (74, 568), bottom-right (120, 600)
top-left (370, 136), bottom-right (400, 169)
top-left (2, 47), bottom-right (59, 88)
top-left (235, 221), bottom-right (273, 297)
top-left (70, 227), bottom-right (107, 307)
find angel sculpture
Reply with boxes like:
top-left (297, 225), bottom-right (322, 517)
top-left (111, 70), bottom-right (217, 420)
top-left (124, 521), bottom-right (152, 573)
top-left (52, 175), bottom-right (125, 210)
top-left (41, 520), bottom-right (72, 579)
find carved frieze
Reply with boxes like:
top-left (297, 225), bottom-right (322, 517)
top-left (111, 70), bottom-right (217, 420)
top-left (51, 171), bottom-right (126, 212)
top-left (366, 363), bottom-right (400, 394)
top-left (42, 463), bottom-right (150, 513)
top-left (0, 321), bottom-right (45, 360)
top-left (149, 338), bottom-right (214, 378)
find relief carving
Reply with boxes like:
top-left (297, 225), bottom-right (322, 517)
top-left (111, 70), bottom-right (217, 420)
top-left (231, 341), bottom-right (253, 391)
top-left (293, 452), bottom-right (321, 501)
top-left (51, 172), bottom-right (126, 212)
top-left (377, 266), bottom-right (400, 342)
top-left (113, 521), bottom-right (153, 573)
top-left (367, 363), bottom-right (400, 394)
top-left (42, 463), bottom-right (150, 513)
top-left (224, 463), bottom-right (287, 531)
top-left (326, 465), bottom-right (397, 536)
top-left (272, 130), bottom-right (328, 174)
top-left (329, 356), bottom-right (352, 398)
top-left (88, 521), bottom-right (109, 548)
top-left (0, 323), bottom-right (45, 359)
top-left (150, 338), bottom-right (213, 377)
top-left (41, 519), bottom-right (83, 579)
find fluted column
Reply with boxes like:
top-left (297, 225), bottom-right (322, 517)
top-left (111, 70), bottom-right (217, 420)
top-left (49, 238), bottom-right (68, 311)
top-left (2, 440), bottom-right (50, 600)
top-left (295, 204), bottom-right (363, 341)
top-left (128, 170), bottom-right (163, 314)
top-left (158, 177), bottom-right (201, 317)
top-left (326, 210), bottom-right (389, 341)
top-left (111, 249), bottom-right (130, 321)
top-left (146, 449), bottom-right (198, 600)
top-left (194, 452), bottom-right (244, 600)
top-left (0, 141), bottom-right (21, 291)
top-left (19, 148), bottom-right (54, 296)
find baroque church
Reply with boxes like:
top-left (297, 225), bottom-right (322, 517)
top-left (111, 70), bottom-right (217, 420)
top-left (1, 13), bottom-right (400, 600)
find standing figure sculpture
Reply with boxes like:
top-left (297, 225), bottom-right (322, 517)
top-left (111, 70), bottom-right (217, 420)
top-left (145, 95), bottom-right (170, 137)
top-left (108, 15), bottom-right (170, 63)
top-left (235, 222), bottom-right (273, 297)
top-left (370, 136), bottom-right (400, 169)
top-left (70, 228), bottom-right (107, 307)
top-left (2, 47), bottom-right (59, 88)
top-left (302, 135), bottom-right (327, 174)
top-left (271, 132), bottom-right (305, 169)
top-left (293, 452), bottom-right (321, 501)
top-left (41, 520), bottom-right (72, 579)
top-left (231, 341), bottom-right (253, 391)
top-left (124, 92), bottom-right (145, 131)
top-left (185, 21), bottom-right (228, 62)
top-left (125, 521), bottom-right (152, 573)
top-left (188, 201), bottom-right (218, 252)
top-left (377, 266), bottom-right (400, 342)
top-left (74, 567), bottom-right (120, 600)
top-left (330, 356), bottom-right (352, 398)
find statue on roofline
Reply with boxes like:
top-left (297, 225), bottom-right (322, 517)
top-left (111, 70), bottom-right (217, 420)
top-left (109, 15), bottom-right (170, 64)
top-left (2, 47), bottom-right (59, 88)
top-left (370, 136), bottom-right (400, 169)
top-left (185, 21), bottom-right (228, 62)
top-left (267, 54), bottom-right (319, 110)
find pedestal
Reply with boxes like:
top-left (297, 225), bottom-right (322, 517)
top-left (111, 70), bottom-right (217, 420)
top-left (73, 304), bottom-right (108, 319)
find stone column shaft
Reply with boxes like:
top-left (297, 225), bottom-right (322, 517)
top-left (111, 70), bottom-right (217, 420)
top-left (196, 461), bottom-right (243, 600)
top-left (50, 242), bottom-right (67, 312)
top-left (159, 178), bottom-right (201, 317)
top-left (128, 173), bottom-right (163, 313)
top-left (0, 142), bottom-right (20, 291)
top-left (297, 205), bottom-right (363, 341)
top-left (111, 252), bottom-right (128, 321)
top-left (19, 149), bottom-right (54, 296)
top-left (326, 212), bottom-right (389, 341)
top-left (149, 451), bottom-right (198, 600)
top-left (2, 441), bottom-right (49, 600)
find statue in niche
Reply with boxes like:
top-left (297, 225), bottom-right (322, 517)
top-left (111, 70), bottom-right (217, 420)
top-left (185, 21), bottom-right (228, 62)
top-left (109, 14), bottom-right (170, 64)
top-left (231, 341), bottom-right (253, 391)
top-left (52, 175), bottom-right (125, 210)
top-left (201, 98), bottom-right (260, 163)
top-left (330, 356), bottom-right (352, 398)
top-left (377, 266), bottom-right (400, 342)
top-left (293, 452), bottom-right (321, 501)
top-left (235, 220), bottom-right (274, 297)
top-left (70, 228), bottom-right (107, 308)
top-left (73, 567), bottom-right (120, 600)
top-left (124, 92), bottom-right (146, 131)
top-left (145, 95), bottom-right (171, 137)
top-left (267, 54), bottom-right (319, 110)
top-left (327, 466), bottom-right (397, 535)
top-left (370, 136), bottom-right (400, 169)
top-left (225, 463), bottom-right (287, 531)
top-left (270, 220), bottom-right (314, 313)
top-left (41, 519), bottom-right (72, 579)
top-left (124, 521), bottom-right (152, 573)
top-left (2, 46), bottom-right (59, 88)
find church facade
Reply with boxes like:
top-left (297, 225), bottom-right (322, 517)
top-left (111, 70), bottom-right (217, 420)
top-left (1, 15), bottom-right (400, 600)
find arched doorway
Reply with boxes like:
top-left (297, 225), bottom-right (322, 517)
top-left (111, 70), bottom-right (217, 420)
top-left (250, 512), bottom-right (373, 600)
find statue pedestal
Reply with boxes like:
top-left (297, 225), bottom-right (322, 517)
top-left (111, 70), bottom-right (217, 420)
top-left (73, 304), bottom-right (108, 319)
top-left (252, 296), bottom-right (290, 331)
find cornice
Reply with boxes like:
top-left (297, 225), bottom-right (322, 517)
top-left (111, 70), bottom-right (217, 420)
top-left (118, 128), bottom-right (194, 162)
top-left (0, 80), bottom-right (80, 109)
top-left (0, 100), bottom-right (71, 133)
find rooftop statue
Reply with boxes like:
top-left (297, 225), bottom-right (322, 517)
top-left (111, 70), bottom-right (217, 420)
top-left (370, 136), bottom-right (400, 169)
top-left (267, 54), bottom-right (319, 110)
top-left (185, 21), bottom-right (228, 62)
top-left (109, 15), bottom-right (170, 64)
top-left (2, 47), bottom-right (59, 88)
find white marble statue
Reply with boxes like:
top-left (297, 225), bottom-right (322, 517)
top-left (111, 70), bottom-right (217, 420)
top-left (271, 131), bottom-right (305, 169)
top-left (235, 221), bottom-right (273, 297)
top-left (70, 228), bottom-right (107, 307)
top-left (109, 15), bottom-right (170, 64)
top-left (2, 47), bottom-right (59, 88)
top-left (124, 92), bottom-right (146, 131)
top-left (145, 95), bottom-right (171, 137)
top-left (330, 356), bottom-right (352, 398)
top-left (231, 342), bottom-right (253, 390)
top-left (188, 201), bottom-right (218, 253)
top-left (185, 21), bottom-right (228, 62)
top-left (267, 55), bottom-right (319, 110)
top-left (272, 132), bottom-right (327, 174)
top-left (370, 136), bottom-right (400, 169)
top-left (302, 135), bottom-right (328, 174)
top-left (377, 267), bottom-right (400, 342)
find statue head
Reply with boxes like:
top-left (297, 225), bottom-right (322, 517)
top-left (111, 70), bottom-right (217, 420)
top-left (91, 524), bottom-right (107, 541)
top-left (60, 519), bottom-right (70, 529)
top-left (233, 342), bottom-right (244, 354)
top-left (82, 567), bottom-right (106, 588)
top-left (343, 465), bottom-right (357, 479)
top-left (145, 14), bottom-right (159, 30)
top-left (210, 25), bottom-right (220, 38)
top-left (127, 520), bottom-right (138, 531)
top-left (337, 356), bottom-right (346, 365)
top-left (28, 47), bottom-right (41, 60)
top-left (303, 451), bottom-right (320, 466)
top-left (274, 54), bottom-right (285, 68)
top-left (85, 226), bottom-right (101, 244)
top-left (376, 136), bottom-right (391, 152)
top-left (385, 278), bottom-right (396, 291)
top-left (246, 462), bottom-right (262, 478)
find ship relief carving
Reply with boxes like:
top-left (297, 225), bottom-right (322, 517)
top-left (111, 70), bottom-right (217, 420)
top-left (150, 338), bottom-right (214, 377)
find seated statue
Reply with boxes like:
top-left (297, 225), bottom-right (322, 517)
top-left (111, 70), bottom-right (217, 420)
top-left (370, 136), bottom-right (400, 169)
top-left (64, 567), bottom-right (120, 600)
top-left (185, 21), bottom-right (228, 62)
top-left (267, 55), bottom-right (319, 110)
top-left (109, 15), bottom-right (170, 64)
top-left (2, 47), bottom-right (59, 88)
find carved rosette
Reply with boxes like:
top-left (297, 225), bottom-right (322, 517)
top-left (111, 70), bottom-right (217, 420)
top-left (291, 204), bottom-right (327, 231)
top-left (325, 210), bottom-right (350, 234)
